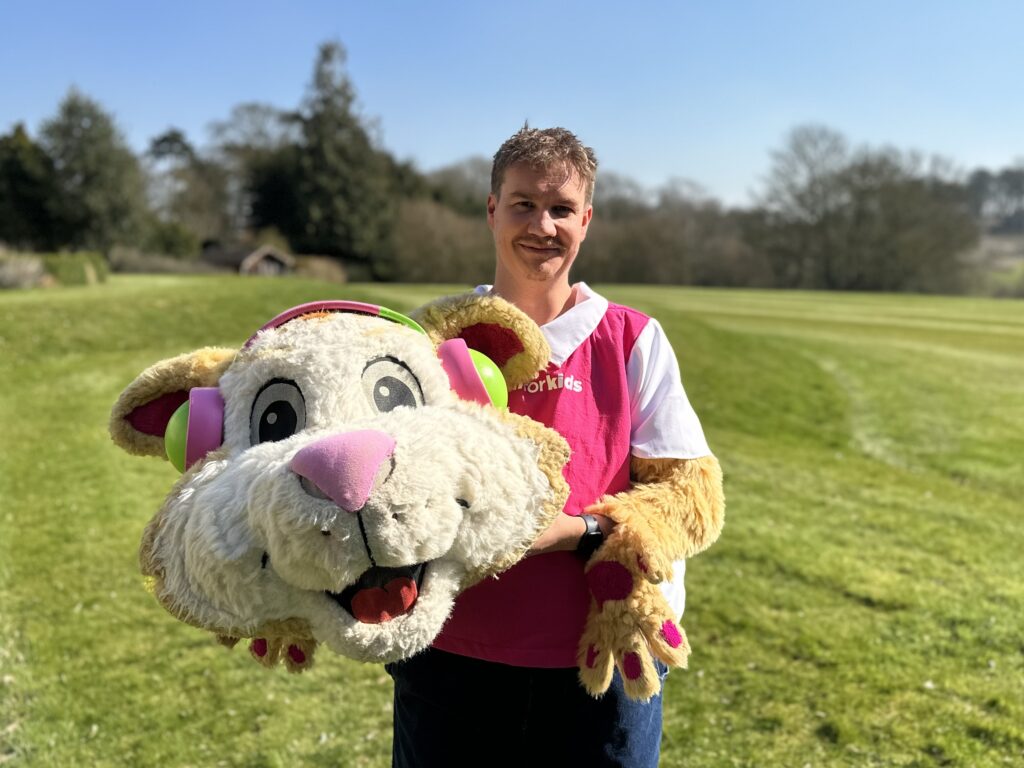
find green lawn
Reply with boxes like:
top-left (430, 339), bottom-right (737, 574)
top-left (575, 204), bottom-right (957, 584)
top-left (2, 276), bottom-right (1022, 767)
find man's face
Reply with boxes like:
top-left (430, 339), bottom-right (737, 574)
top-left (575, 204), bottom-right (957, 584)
top-left (487, 162), bottom-right (593, 286)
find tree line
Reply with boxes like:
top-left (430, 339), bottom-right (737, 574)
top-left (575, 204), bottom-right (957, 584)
top-left (1, 41), bottom-right (1021, 293)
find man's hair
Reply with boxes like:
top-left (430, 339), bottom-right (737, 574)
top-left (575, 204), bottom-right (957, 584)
top-left (491, 125), bottom-right (598, 204)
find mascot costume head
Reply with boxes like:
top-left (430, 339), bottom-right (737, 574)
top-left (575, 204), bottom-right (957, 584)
top-left (109, 294), bottom-right (570, 671)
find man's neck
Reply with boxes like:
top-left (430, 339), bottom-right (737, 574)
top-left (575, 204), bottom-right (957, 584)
top-left (492, 278), bottom-right (575, 326)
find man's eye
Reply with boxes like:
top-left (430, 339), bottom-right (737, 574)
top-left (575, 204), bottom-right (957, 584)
top-left (362, 357), bottom-right (424, 413)
top-left (553, 206), bottom-right (574, 217)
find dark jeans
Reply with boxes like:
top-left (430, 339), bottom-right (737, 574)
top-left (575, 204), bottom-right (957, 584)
top-left (387, 648), bottom-right (667, 768)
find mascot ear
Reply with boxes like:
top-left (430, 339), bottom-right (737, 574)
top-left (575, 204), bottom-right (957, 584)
top-left (109, 347), bottom-right (236, 459)
top-left (411, 293), bottom-right (550, 389)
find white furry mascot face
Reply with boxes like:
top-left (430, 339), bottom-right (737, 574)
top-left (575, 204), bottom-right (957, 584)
top-left (110, 295), bottom-right (569, 670)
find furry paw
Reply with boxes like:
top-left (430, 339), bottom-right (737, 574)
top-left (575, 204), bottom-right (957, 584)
top-left (246, 636), bottom-right (317, 672)
top-left (577, 553), bottom-right (690, 701)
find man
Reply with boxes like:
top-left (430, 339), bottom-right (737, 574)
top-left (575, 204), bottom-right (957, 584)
top-left (388, 126), bottom-right (720, 767)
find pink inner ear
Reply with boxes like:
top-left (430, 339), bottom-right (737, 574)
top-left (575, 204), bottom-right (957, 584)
top-left (127, 391), bottom-right (189, 437)
top-left (459, 323), bottom-right (525, 369)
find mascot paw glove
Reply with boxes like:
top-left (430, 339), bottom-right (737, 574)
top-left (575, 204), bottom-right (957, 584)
top-left (576, 539), bottom-right (690, 701)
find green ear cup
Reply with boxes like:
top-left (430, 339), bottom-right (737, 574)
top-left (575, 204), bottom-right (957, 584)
top-left (165, 401), bottom-right (190, 473)
top-left (467, 349), bottom-right (509, 410)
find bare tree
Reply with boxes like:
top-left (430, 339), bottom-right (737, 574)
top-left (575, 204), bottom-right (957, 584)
top-left (757, 124), bottom-right (850, 287)
top-left (749, 125), bottom-right (978, 292)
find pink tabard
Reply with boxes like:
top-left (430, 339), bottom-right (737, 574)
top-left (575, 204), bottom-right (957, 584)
top-left (432, 302), bottom-right (651, 667)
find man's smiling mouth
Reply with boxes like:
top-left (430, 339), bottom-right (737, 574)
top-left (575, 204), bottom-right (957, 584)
top-left (518, 241), bottom-right (562, 255)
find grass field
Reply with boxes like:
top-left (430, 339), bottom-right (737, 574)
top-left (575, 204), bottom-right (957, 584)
top-left (1, 275), bottom-right (1022, 767)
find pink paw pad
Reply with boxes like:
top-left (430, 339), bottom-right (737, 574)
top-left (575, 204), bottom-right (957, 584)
top-left (623, 652), bottom-right (643, 681)
top-left (586, 561), bottom-right (634, 608)
top-left (250, 638), bottom-right (268, 658)
top-left (287, 645), bottom-right (306, 665)
top-left (661, 620), bottom-right (683, 649)
top-left (585, 644), bottom-right (599, 669)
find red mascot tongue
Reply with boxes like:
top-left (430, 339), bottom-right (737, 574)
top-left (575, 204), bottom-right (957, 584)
top-left (350, 577), bottom-right (418, 623)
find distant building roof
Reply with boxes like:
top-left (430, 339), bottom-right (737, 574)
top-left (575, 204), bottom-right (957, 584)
top-left (240, 245), bottom-right (295, 273)
top-left (202, 243), bottom-right (295, 274)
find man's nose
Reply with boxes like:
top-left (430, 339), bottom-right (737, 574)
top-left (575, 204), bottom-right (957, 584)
top-left (528, 209), bottom-right (557, 238)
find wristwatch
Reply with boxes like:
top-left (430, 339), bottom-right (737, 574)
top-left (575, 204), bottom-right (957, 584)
top-left (575, 514), bottom-right (604, 560)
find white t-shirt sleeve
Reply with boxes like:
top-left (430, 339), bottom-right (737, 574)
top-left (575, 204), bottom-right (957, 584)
top-left (627, 318), bottom-right (711, 619)
top-left (627, 318), bottom-right (711, 459)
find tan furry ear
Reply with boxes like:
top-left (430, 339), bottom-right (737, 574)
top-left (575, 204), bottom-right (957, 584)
top-left (411, 293), bottom-right (550, 389)
top-left (109, 347), bottom-right (236, 458)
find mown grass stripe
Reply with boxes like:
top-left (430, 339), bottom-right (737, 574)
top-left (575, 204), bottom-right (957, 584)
top-left (1, 276), bottom-right (1021, 767)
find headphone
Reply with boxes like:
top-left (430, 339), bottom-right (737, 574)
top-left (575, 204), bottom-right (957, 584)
top-left (164, 300), bottom-right (508, 473)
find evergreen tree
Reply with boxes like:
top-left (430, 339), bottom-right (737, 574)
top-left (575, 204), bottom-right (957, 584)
top-left (39, 89), bottom-right (148, 251)
top-left (0, 123), bottom-right (59, 250)
top-left (292, 41), bottom-right (396, 275)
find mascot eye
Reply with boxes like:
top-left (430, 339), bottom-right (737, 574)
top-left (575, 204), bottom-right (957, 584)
top-left (250, 379), bottom-right (306, 445)
top-left (362, 357), bottom-right (424, 413)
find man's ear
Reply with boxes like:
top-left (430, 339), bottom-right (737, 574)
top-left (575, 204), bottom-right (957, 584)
top-left (411, 293), bottom-right (550, 389)
top-left (580, 203), bottom-right (593, 240)
top-left (109, 347), bottom-right (236, 459)
top-left (486, 194), bottom-right (497, 229)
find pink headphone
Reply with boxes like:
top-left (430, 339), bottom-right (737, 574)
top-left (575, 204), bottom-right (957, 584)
top-left (166, 301), bottom-right (507, 472)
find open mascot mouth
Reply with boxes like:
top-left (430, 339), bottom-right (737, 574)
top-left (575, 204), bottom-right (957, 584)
top-left (327, 563), bottom-right (428, 624)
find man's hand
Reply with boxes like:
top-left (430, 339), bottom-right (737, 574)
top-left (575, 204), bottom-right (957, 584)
top-left (527, 512), bottom-right (614, 556)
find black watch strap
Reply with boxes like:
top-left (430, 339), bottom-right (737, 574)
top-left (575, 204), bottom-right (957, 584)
top-left (576, 514), bottom-right (604, 560)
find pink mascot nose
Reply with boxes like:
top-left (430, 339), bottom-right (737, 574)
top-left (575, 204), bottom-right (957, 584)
top-left (290, 430), bottom-right (396, 512)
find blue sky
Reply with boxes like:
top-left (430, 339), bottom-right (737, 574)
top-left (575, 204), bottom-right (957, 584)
top-left (1, 0), bottom-right (1021, 206)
